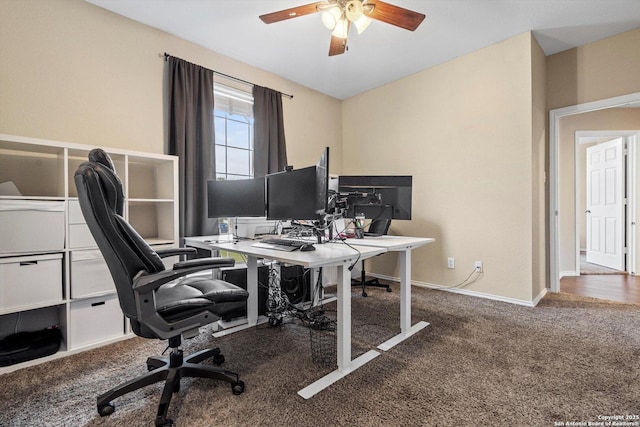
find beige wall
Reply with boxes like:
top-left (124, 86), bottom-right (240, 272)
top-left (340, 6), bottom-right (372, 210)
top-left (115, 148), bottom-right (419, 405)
top-left (531, 35), bottom-right (547, 301)
top-left (343, 32), bottom-right (540, 303)
top-left (0, 0), bottom-right (343, 174)
top-left (557, 109), bottom-right (640, 274)
top-left (547, 28), bottom-right (640, 110)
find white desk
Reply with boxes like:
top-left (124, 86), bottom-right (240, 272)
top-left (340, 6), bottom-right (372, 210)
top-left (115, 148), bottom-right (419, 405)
top-left (345, 236), bottom-right (435, 351)
top-left (184, 235), bottom-right (434, 399)
top-left (185, 237), bottom-right (386, 398)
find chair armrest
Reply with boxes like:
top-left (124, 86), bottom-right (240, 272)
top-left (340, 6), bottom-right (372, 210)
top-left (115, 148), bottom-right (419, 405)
top-left (132, 257), bottom-right (236, 293)
top-left (172, 257), bottom-right (236, 270)
top-left (155, 247), bottom-right (197, 258)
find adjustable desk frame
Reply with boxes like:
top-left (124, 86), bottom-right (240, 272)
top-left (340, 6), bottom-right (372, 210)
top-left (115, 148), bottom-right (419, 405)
top-left (344, 236), bottom-right (435, 350)
top-left (184, 236), bottom-right (434, 398)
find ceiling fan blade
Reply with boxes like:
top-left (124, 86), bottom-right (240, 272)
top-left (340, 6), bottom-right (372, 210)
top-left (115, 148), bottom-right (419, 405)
top-left (259, 2), bottom-right (326, 24)
top-left (329, 35), bottom-right (347, 56)
top-left (329, 20), bottom-right (350, 56)
top-left (364, 0), bottom-right (425, 31)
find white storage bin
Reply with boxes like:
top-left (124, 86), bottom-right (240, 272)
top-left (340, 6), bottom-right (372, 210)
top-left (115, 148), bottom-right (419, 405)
top-left (69, 295), bottom-right (124, 348)
top-left (68, 200), bottom-right (85, 224)
top-left (0, 253), bottom-right (63, 311)
top-left (0, 200), bottom-right (65, 254)
top-left (68, 201), bottom-right (97, 248)
top-left (70, 250), bottom-right (115, 298)
top-left (68, 223), bottom-right (97, 249)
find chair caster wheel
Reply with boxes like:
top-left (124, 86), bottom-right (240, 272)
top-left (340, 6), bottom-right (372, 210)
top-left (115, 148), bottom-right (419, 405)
top-left (156, 418), bottom-right (174, 426)
top-left (98, 402), bottom-right (115, 417)
top-left (362, 292), bottom-right (368, 297)
top-left (213, 354), bottom-right (225, 365)
top-left (385, 287), bottom-right (392, 292)
top-left (232, 380), bottom-right (245, 395)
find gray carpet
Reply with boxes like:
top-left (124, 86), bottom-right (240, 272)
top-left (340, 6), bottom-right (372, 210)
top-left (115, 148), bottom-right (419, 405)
top-left (1, 284), bottom-right (639, 427)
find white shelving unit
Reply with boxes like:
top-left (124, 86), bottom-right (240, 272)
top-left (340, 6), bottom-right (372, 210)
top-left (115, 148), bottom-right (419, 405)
top-left (0, 134), bottom-right (179, 373)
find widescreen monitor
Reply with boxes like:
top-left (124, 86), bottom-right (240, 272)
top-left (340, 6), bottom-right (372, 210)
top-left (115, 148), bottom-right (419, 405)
top-left (266, 147), bottom-right (329, 221)
top-left (338, 175), bottom-right (412, 220)
top-left (207, 177), bottom-right (265, 218)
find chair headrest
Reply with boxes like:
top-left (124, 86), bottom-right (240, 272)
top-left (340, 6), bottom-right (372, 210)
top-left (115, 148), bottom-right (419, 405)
top-left (77, 150), bottom-right (125, 217)
top-left (89, 148), bottom-right (116, 172)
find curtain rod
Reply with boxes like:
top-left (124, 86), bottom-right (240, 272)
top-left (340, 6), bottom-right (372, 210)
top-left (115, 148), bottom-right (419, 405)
top-left (164, 53), bottom-right (293, 99)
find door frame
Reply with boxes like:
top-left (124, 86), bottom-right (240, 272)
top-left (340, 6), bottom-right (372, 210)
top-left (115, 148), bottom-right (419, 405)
top-left (549, 91), bottom-right (640, 293)
top-left (575, 132), bottom-right (636, 275)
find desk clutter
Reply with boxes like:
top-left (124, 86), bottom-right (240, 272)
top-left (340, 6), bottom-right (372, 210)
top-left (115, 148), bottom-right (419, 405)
top-left (220, 261), bottom-right (337, 366)
top-left (217, 255), bottom-right (338, 366)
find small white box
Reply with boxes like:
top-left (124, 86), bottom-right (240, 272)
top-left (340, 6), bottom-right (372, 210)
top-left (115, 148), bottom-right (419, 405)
top-left (0, 253), bottom-right (63, 311)
top-left (69, 223), bottom-right (97, 249)
top-left (70, 250), bottom-right (115, 298)
top-left (69, 295), bottom-right (124, 348)
top-left (235, 217), bottom-right (277, 239)
top-left (68, 201), bottom-right (98, 248)
top-left (0, 200), bottom-right (65, 254)
top-left (68, 200), bottom-right (85, 224)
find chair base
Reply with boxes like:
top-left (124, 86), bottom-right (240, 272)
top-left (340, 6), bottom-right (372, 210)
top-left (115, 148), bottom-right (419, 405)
top-left (351, 277), bottom-right (392, 297)
top-left (97, 346), bottom-right (244, 426)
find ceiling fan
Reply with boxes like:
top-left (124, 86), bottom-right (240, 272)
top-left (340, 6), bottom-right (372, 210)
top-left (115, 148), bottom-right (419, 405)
top-left (259, 0), bottom-right (426, 56)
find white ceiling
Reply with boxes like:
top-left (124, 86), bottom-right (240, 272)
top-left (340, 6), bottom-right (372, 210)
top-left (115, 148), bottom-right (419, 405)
top-left (86, 0), bottom-right (640, 100)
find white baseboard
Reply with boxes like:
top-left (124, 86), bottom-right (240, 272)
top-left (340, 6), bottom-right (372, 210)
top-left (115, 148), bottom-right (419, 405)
top-left (532, 287), bottom-right (548, 306)
top-left (371, 273), bottom-right (545, 308)
top-left (559, 271), bottom-right (579, 278)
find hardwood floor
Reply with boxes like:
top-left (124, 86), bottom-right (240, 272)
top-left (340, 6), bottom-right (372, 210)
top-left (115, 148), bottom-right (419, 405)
top-left (560, 274), bottom-right (640, 305)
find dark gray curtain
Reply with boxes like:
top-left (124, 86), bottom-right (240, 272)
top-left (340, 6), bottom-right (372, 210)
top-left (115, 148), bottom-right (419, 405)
top-left (253, 85), bottom-right (288, 177)
top-left (167, 56), bottom-right (217, 238)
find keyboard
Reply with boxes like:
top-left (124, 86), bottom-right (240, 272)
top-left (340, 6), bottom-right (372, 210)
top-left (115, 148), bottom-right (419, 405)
top-left (251, 237), bottom-right (313, 252)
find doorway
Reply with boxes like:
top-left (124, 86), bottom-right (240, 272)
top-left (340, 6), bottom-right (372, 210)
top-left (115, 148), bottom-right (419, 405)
top-left (549, 91), bottom-right (640, 294)
top-left (575, 132), bottom-right (639, 276)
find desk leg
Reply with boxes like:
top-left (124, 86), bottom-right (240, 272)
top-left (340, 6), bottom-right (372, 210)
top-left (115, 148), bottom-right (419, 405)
top-left (298, 261), bottom-right (380, 399)
top-left (336, 262), bottom-right (350, 371)
top-left (311, 267), bottom-right (321, 306)
top-left (377, 249), bottom-right (429, 351)
top-left (400, 249), bottom-right (411, 334)
top-left (246, 255), bottom-right (258, 327)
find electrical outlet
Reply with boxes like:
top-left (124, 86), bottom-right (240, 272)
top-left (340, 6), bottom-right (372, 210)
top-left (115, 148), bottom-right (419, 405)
top-left (447, 257), bottom-right (455, 269)
top-left (474, 261), bottom-right (483, 272)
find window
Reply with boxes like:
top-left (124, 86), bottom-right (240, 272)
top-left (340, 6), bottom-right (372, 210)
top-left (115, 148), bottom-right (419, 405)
top-left (214, 84), bottom-right (254, 181)
top-left (213, 84), bottom-right (255, 234)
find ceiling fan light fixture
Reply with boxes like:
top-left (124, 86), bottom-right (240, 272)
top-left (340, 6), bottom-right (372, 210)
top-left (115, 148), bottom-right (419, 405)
top-left (321, 6), bottom-right (342, 30)
top-left (331, 17), bottom-right (349, 39)
top-left (353, 14), bottom-right (371, 34)
top-left (345, 0), bottom-right (364, 21)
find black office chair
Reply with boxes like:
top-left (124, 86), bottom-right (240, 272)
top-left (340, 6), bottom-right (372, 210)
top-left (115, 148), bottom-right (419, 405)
top-left (352, 219), bottom-right (392, 297)
top-left (74, 149), bottom-right (249, 427)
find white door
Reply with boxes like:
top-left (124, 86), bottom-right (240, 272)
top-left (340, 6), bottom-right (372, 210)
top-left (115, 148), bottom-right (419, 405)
top-left (586, 138), bottom-right (625, 270)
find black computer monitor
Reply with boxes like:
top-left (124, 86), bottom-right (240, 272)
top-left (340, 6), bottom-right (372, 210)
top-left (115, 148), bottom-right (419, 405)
top-left (338, 175), bottom-right (412, 220)
top-left (266, 147), bottom-right (329, 221)
top-left (207, 177), bottom-right (266, 218)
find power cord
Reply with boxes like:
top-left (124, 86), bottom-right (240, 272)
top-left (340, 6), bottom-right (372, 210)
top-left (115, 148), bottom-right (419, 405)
top-left (436, 267), bottom-right (484, 290)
